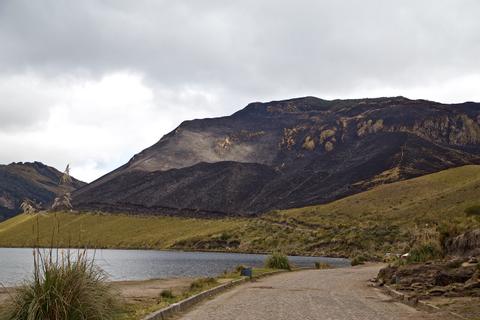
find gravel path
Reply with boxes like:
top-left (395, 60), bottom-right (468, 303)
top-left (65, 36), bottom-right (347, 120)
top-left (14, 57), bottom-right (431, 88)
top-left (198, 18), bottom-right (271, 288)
top-left (177, 264), bottom-right (451, 320)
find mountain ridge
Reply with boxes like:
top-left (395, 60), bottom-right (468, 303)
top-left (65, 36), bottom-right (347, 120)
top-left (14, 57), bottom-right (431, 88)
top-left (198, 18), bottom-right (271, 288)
top-left (73, 96), bottom-right (480, 216)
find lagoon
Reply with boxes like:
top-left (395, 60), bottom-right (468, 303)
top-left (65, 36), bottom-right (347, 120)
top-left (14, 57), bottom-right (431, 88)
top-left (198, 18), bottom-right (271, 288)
top-left (0, 248), bottom-right (349, 286)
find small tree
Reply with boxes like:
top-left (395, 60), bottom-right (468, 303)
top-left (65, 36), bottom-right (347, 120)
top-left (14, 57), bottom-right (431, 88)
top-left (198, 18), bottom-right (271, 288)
top-left (59, 164), bottom-right (72, 185)
top-left (51, 193), bottom-right (72, 211)
top-left (51, 164), bottom-right (74, 211)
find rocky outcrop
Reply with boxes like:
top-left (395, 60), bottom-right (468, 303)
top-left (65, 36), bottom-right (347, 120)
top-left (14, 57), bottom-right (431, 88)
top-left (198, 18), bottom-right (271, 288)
top-left (378, 258), bottom-right (480, 298)
top-left (73, 96), bottom-right (480, 217)
top-left (445, 229), bottom-right (480, 257)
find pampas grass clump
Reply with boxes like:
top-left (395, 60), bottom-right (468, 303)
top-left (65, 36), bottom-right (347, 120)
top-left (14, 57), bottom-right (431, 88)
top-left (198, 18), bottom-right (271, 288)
top-left (3, 248), bottom-right (117, 320)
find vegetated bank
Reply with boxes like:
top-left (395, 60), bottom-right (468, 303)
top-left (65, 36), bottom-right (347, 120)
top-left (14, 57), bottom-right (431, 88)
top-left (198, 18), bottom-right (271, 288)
top-left (0, 165), bottom-right (479, 259)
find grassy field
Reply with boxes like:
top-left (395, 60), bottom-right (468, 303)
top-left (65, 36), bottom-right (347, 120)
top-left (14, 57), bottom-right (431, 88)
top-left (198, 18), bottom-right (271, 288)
top-left (1, 165), bottom-right (479, 258)
top-left (0, 213), bottom-right (246, 249)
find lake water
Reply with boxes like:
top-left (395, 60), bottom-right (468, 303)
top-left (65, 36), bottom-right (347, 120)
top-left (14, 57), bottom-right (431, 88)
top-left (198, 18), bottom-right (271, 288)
top-left (0, 248), bottom-right (349, 286)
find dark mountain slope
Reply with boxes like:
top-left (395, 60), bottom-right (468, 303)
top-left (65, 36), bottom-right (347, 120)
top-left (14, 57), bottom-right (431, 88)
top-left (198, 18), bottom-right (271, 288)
top-left (75, 161), bottom-right (276, 217)
top-left (73, 96), bottom-right (480, 216)
top-left (0, 162), bottom-right (86, 220)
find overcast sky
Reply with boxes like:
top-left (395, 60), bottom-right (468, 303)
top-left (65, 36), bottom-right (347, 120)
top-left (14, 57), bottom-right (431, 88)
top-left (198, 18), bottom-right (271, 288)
top-left (1, 0), bottom-right (480, 182)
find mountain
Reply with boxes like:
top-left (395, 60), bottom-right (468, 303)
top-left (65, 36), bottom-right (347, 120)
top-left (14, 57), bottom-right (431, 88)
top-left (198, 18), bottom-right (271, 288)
top-left (73, 96), bottom-right (480, 216)
top-left (0, 162), bottom-right (86, 221)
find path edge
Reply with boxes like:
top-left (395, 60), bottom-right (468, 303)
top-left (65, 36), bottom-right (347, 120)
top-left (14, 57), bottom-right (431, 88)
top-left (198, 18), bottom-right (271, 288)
top-left (142, 268), bottom-right (309, 320)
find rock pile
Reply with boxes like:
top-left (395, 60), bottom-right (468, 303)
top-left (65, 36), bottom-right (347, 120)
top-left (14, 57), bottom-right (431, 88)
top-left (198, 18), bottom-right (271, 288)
top-left (378, 257), bottom-right (480, 298)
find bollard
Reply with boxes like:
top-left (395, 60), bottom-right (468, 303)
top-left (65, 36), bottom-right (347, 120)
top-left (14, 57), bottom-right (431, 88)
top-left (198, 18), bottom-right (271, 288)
top-left (241, 267), bottom-right (253, 279)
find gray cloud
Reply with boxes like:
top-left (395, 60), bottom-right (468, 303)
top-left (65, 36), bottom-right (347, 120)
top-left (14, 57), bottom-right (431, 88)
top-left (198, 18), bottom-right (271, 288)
top-left (0, 75), bottom-right (54, 131)
top-left (0, 0), bottom-right (480, 181)
top-left (2, 0), bottom-right (480, 95)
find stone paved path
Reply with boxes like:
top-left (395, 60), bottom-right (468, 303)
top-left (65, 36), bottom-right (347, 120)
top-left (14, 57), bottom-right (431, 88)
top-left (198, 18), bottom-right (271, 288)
top-left (177, 264), bottom-right (451, 320)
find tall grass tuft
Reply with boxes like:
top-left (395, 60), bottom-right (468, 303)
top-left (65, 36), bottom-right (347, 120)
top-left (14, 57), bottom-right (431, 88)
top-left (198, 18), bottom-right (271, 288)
top-left (406, 226), bottom-right (444, 264)
top-left (3, 248), bottom-right (118, 320)
top-left (407, 243), bottom-right (443, 263)
top-left (264, 252), bottom-right (291, 270)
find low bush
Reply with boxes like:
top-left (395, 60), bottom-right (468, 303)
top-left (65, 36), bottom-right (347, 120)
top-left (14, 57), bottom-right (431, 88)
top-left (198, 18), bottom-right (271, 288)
top-left (407, 243), bottom-right (443, 263)
top-left (3, 248), bottom-right (118, 320)
top-left (159, 289), bottom-right (175, 300)
top-left (219, 232), bottom-right (232, 241)
top-left (351, 255), bottom-right (367, 266)
top-left (465, 205), bottom-right (480, 217)
top-left (264, 253), bottom-right (291, 270)
top-left (438, 222), bottom-right (462, 250)
top-left (314, 262), bottom-right (332, 269)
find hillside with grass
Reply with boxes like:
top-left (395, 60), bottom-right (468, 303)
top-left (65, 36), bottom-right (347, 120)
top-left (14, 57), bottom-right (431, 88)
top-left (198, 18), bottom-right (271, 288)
top-left (0, 213), bottom-right (246, 249)
top-left (1, 165), bottom-right (479, 258)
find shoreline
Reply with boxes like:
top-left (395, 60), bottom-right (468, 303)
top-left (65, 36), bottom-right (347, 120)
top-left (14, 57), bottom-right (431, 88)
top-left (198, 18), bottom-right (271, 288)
top-left (0, 245), bottom-right (350, 259)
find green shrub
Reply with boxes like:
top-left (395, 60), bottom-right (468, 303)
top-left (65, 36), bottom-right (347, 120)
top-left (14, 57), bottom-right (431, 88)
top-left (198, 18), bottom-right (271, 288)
top-left (407, 243), bottom-right (443, 263)
top-left (351, 255), bottom-right (367, 266)
top-left (219, 232), bottom-right (232, 241)
top-left (3, 248), bottom-right (117, 320)
top-left (465, 205), bottom-right (480, 216)
top-left (264, 253), bottom-right (291, 270)
top-left (314, 262), bottom-right (332, 269)
top-left (189, 277), bottom-right (217, 291)
top-left (159, 289), bottom-right (175, 300)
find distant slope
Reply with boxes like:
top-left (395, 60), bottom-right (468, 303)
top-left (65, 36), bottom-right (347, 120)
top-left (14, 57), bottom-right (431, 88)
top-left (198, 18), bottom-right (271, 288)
top-left (0, 162), bottom-right (86, 221)
top-left (73, 96), bottom-right (480, 216)
top-left (2, 166), bottom-right (479, 257)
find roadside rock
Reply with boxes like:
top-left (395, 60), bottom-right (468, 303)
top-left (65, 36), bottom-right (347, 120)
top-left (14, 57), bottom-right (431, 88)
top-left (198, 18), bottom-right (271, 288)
top-left (434, 266), bottom-right (477, 286)
top-left (465, 270), bottom-right (480, 290)
top-left (378, 259), bottom-right (480, 298)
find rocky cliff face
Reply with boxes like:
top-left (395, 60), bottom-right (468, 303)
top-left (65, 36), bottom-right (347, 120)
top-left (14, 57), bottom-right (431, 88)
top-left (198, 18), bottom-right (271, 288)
top-left (0, 162), bottom-right (86, 221)
top-left (73, 96), bottom-right (480, 216)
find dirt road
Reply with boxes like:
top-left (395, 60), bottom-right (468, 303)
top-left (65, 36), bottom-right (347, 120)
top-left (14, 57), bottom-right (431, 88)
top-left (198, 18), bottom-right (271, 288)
top-left (177, 264), bottom-right (452, 320)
